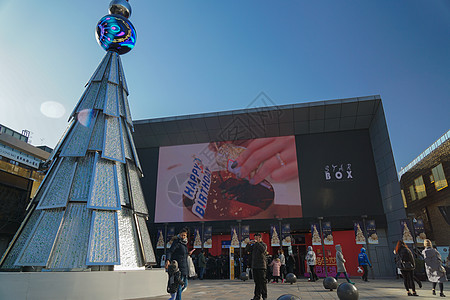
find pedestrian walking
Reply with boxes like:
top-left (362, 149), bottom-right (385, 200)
top-left (358, 247), bottom-right (372, 282)
top-left (286, 253), bottom-right (295, 275)
top-left (422, 239), bottom-right (447, 297)
top-left (270, 258), bottom-right (282, 283)
top-left (245, 233), bottom-right (268, 300)
top-left (166, 229), bottom-right (195, 300)
top-left (197, 250), bottom-right (206, 280)
top-left (278, 249), bottom-right (287, 283)
top-left (306, 246), bottom-right (318, 282)
top-left (335, 244), bottom-right (355, 284)
top-left (167, 260), bottom-right (185, 300)
top-left (394, 240), bottom-right (418, 297)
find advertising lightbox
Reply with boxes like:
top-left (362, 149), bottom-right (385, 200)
top-left (154, 136), bottom-right (302, 222)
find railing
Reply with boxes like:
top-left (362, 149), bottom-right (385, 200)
top-left (399, 129), bottom-right (450, 177)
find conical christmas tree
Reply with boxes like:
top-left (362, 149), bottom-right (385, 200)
top-left (0, 0), bottom-right (155, 271)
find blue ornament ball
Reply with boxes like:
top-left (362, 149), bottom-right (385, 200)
top-left (96, 14), bottom-right (136, 55)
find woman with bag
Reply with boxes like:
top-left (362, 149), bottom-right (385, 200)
top-left (394, 240), bottom-right (418, 296)
top-left (422, 239), bottom-right (447, 297)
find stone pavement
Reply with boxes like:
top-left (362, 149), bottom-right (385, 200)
top-left (140, 278), bottom-right (445, 300)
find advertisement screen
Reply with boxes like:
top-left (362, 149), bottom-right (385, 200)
top-left (154, 136), bottom-right (302, 222)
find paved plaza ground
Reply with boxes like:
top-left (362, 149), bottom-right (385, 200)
top-left (143, 277), bottom-right (447, 300)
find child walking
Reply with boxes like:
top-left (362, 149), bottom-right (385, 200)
top-left (270, 258), bottom-right (282, 283)
top-left (167, 260), bottom-right (184, 300)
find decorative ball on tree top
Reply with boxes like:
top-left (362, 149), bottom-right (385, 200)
top-left (96, 0), bottom-right (136, 55)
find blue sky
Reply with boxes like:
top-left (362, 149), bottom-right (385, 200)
top-left (0, 0), bottom-right (449, 171)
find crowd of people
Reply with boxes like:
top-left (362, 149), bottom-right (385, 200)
top-left (163, 228), bottom-right (448, 300)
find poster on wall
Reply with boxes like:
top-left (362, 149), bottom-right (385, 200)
top-left (311, 223), bottom-right (322, 246)
top-left (353, 221), bottom-right (366, 245)
top-left (193, 227), bottom-right (203, 249)
top-left (231, 226), bottom-right (240, 248)
top-left (271, 225), bottom-right (281, 247)
top-left (156, 228), bottom-right (165, 249)
top-left (241, 225), bottom-right (250, 247)
top-left (166, 226), bottom-right (175, 248)
top-left (367, 220), bottom-right (379, 244)
top-left (154, 137), bottom-right (302, 223)
top-left (203, 226), bottom-right (212, 248)
top-left (281, 224), bottom-right (292, 246)
top-left (322, 221), bottom-right (333, 245)
top-left (414, 218), bottom-right (427, 243)
top-left (400, 219), bottom-right (414, 244)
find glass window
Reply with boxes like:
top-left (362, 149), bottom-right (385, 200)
top-left (431, 163), bottom-right (448, 191)
top-left (414, 176), bottom-right (427, 199)
top-left (401, 190), bottom-right (407, 208)
top-left (409, 185), bottom-right (416, 201)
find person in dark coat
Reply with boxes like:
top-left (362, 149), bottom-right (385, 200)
top-left (422, 239), bottom-right (447, 297)
top-left (197, 250), bottom-right (207, 280)
top-left (286, 254), bottom-right (295, 275)
top-left (395, 240), bottom-right (418, 297)
top-left (166, 229), bottom-right (194, 300)
top-left (358, 247), bottom-right (372, 282)
top-left (167, 260), bottom-right (184, 300)
top-left (245, 233), bottom-right (268, 300)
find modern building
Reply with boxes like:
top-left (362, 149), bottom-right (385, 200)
top-left (399, 129), bottom-right (450, 246)
top-left (0, 124), bottom-right (50, 256)
top-left (133, 94), bottom-right (406, 277)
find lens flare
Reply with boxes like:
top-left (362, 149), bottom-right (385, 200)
top-left (40, 101), bottom-right (66, 119)
top-left (77, 109), bottom-right (95, 127)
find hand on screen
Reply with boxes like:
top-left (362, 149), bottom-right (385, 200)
top-left (232, 136), bottom-right (298, 185)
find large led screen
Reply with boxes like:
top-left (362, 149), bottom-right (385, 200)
top-left (155, 136), bottom-right (302, 222)
top-left (296, 130), bottom-right (384, 217)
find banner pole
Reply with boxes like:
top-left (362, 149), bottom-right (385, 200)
top-left (362, 215), bottom-right (374, 279)
top-left (237, 220), bottom-right (242, 275)
top-left (318, 217), bottom-right (327, 277)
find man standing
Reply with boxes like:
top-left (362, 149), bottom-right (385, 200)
top-left (198, 250), bottom-right (206, 280)
top-left (358, 247), bottom-right (372, 282)
top-left (245, 233), bottom-right (267, 300)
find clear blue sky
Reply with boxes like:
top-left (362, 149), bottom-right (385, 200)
top-left (0, 0), bottom-right (449, 171)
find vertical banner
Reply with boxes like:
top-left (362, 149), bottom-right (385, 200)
top-left (203, 226), bottom-right (212, 248)
top-left (166, 226), bottom-right (175, 248)
top-left (271, 225), bottom-right (281, 247)
top-left (414, 218), bottom-right (427, 243)
top-left (193, 226), bottom-right (203, 248)
top-left (354, 221), bottom-right (366, 244)
top-left (229, 247), bottom-right (235, 280)
top-left (400, 219), bottom-right (414, 244)
top-left (311, 223), bottom-right (322, 246)
top-left (367, 220), bottom-right (379, 244)
top-left (156, 228), bottom-right (165, 249)
top-left (241, 225), bottom-right (250, 248)
top-left (322, 221), bottom-right (333, 245)
top-left (231, 226), bottom-right (240, 248)
top-left (281, 224), bottom-right (292, 246)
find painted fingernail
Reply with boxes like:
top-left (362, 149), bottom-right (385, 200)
top-left (231, 161), bottom-right (238, 169)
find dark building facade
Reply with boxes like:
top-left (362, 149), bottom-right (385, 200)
top-left (0, 124), bottom-right (50, 256)
top-left (133, 95), bottom-right (405, 277)
top-left (399, 129), bottom-right (450, 246)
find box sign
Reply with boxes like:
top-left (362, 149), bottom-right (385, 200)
top-left (154, 136), bottom-right (302, 223)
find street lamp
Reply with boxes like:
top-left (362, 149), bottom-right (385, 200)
top-left (407, 213), bottom-right (418, 255)
top-left (361, 215), bottom-right (374, 279)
